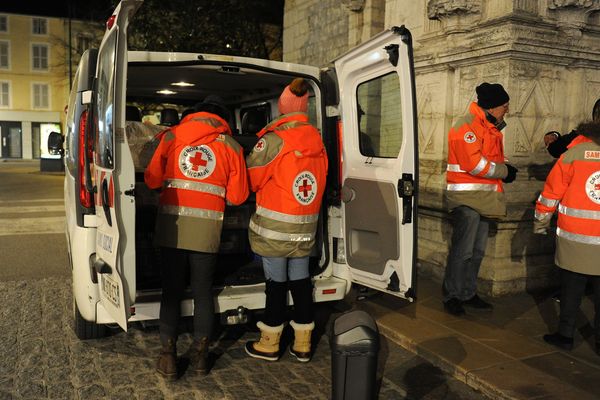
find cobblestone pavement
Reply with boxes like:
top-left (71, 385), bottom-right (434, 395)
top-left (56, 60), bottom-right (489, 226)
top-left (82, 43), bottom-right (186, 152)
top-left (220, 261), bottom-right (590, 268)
top-left (0, 278), bottom-right (486, 400)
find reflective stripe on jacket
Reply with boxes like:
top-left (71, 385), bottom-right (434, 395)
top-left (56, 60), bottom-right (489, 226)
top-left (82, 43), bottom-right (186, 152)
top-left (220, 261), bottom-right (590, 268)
top-left (144, 111), bottom-right (249, 253)
top-left (246, 112), bottom-right (328, 257)
top-left (534, 136), bottom-right (600, 274)
top-left (445, 102), bottom-right (508, 217)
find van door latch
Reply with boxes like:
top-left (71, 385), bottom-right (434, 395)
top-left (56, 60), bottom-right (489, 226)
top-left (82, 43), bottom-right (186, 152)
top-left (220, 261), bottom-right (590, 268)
top-left (124, 189), bottom-right (135, 197)
top-left (397, 173), bottom-right (414, 224)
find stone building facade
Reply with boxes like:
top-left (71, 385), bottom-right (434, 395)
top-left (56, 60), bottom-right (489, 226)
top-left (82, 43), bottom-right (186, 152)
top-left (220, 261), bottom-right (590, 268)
top-left (283, 0), bottom-right (600, 295)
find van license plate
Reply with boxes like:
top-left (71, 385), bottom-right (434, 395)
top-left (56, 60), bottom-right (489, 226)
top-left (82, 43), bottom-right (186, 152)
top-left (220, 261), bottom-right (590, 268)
top-left (101, 275), bottom-right (120, 308)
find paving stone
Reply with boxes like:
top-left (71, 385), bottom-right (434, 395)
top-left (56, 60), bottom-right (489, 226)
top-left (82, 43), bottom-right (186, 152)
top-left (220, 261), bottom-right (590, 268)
top-left (77, 383), bottom-right (107, 400)
top-left (0, 277), bottom-right (481, 400)
top-left (47, 381), bottom-right (76, 400)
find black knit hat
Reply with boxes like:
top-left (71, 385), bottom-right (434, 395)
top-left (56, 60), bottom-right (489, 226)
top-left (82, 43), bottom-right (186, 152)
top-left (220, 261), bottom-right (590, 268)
top-left (476, 83), bottom-right (509, 109)
top-left (194, 95), bottom-right (231, 122)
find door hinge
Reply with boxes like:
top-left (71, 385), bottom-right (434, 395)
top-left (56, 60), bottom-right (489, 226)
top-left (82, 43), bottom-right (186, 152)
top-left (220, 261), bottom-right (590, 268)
top-left (385, 44), bottom-right (399, 67)
top-left (124, 188), bottom-right (135, 197)
top-left (326, 105), bottom-right (340, 117)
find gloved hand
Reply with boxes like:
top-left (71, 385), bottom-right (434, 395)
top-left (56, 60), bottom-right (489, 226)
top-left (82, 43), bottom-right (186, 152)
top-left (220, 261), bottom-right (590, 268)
top-left (503, 164), bottom-right (518, 183)
top-left (533, 219), bottom-right (549, 235)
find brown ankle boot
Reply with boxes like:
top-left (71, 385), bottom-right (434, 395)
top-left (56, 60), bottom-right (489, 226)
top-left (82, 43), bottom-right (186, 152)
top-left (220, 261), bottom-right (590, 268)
top-left (187, 337), bottom-right (209, 375)
top-left (289, 321), bottom-right (314, 362)
top-left (156, 338), bottom-right (177, 379)
top-left (245, 321), bottom-right (284, 361)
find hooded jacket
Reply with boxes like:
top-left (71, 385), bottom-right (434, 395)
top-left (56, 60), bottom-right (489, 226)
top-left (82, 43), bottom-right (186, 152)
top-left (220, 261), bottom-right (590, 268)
top-left (246, 112), bottom-right (328, 257)
top-left (534, 134), bottom-right (600, 274)
top-left (144, 111), bottom-right (249, 253)
top-left (445, 102), bottom-right (510, 218)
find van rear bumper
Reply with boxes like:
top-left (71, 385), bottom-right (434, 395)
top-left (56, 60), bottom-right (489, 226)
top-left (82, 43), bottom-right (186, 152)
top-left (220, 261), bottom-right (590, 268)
top-left (95, 276), bottom-right (348, 324)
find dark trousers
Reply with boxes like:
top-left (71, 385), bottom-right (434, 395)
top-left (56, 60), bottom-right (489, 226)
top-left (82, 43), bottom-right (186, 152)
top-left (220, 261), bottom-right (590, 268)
top-left (159, 247), bottom-right (216, 343)
top-left (443, 206), bottom-right (490, 302)
top-left (558, 269), bottom-right (600, 339)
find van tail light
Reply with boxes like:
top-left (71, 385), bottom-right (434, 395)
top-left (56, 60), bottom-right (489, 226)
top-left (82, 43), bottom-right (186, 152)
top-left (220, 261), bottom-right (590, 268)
top-left (78, 110), bottom-right (94, 208)
top-left (106, 15), bottom-right (116, 30)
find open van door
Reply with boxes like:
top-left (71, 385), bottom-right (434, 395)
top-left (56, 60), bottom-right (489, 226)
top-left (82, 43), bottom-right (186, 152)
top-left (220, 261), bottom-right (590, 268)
top-left (335, 26), bottom-right (418, 301)
top-left (93, 0), bottom-right (142, 330)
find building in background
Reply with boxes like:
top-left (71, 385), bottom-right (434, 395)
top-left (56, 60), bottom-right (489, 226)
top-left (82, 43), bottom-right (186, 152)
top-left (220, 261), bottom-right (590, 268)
top-left (282, 0), bottom-right (600, 295)
top-left (0, 11), bottom-right (103, 160)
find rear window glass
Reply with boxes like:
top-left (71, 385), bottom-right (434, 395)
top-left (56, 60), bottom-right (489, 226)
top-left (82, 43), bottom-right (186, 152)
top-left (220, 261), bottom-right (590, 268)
top-left (94, 29), bottom-right (117, 169)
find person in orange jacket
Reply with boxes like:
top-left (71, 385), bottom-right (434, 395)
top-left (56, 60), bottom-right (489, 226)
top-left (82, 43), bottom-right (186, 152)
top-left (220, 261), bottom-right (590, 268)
top-left (443, 83), bottom-right (518, 316)
top-left (534, 120), bottom-right (600, 354)
top-left (244, 78), bottom-right (328, 363)
top-left (144, 96), bottom-right (249, 378)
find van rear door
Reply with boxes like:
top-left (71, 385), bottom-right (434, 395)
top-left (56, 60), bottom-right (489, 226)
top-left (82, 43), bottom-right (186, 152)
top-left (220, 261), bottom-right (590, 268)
top-left (93, 0), bottom-right (142, 330)
top-left (335, 26), bottom-right (418, 300)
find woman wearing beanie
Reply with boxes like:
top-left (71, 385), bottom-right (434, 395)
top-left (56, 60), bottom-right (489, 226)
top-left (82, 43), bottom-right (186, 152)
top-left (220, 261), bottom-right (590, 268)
top-left (244, 78), bottom-right (328, 362)
top-left (443, 82), bottom-right (518, 316)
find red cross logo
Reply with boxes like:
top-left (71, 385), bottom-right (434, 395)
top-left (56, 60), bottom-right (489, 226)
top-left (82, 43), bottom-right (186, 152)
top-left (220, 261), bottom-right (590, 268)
top-left (299, 179), bottom-right (313, 197)
top-left (190, 151), bottom-right (207, 171)
top-left (254, 138), bottom-right (266, 152)
top-left (466, 134), bottom-right (474, 141)
top-left (293, 171), bottom-right (317, 205)
top-left (595, 183), bottom-right (600, 191)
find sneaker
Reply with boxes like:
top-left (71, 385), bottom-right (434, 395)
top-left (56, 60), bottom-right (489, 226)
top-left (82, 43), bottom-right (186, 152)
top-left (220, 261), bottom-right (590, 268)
top-left (543, 333), bottom-right (573, 351)
top-left (462, 294), bottom-right (493, 311)
top-left (444, 298), bottom-right (465, 316)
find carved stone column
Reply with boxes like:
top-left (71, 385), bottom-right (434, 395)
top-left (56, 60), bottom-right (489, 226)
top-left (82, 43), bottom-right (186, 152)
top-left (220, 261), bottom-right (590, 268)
top-left (548, 0), bottom-right (600, 38)
top-left (427, 0), bottom-right (482, 33)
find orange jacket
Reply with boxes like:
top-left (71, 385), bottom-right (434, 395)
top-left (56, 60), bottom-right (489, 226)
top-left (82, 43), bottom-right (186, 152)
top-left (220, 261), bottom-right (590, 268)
top-left (144, 111), bottom-right (249, 252)
top-left (534, 135), bottom-right (600, 273)
top-left (246, 112), bottom-right (328, 257)
top-left (445, 102), bottom-right (509, 217)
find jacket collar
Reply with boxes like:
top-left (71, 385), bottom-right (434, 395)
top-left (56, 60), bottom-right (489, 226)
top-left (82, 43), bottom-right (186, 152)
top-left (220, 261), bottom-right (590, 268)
top-left (567, 134), bottom-right (591, 149)
top-left (469, 102), bottom-right (505, 131)
top-left (256, 112), bottom-right (309, 138)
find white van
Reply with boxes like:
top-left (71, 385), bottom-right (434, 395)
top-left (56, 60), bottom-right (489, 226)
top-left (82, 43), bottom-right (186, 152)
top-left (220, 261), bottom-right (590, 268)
top-left (51, 0), bottom-right (419, 339)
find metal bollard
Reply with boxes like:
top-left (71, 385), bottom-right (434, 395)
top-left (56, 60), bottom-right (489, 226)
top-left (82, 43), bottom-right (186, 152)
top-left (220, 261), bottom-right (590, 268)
top-left (331, 309), bottom-right (380, 400)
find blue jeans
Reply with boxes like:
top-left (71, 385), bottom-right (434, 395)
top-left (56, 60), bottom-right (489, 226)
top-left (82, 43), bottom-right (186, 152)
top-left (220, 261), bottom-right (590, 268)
top-left (443, 206), bottom-right (490, 302)
top-left (262, 256), bottom-right (310, 282)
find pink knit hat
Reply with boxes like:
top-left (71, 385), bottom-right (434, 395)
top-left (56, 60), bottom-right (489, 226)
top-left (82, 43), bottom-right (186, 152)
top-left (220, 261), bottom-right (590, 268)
top-left (278, 78), bottom-right (309, 115)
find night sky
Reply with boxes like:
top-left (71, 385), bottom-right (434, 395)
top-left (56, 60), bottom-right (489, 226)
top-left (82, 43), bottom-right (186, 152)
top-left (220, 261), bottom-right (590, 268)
top-left (0, 1), bottom-right (120, 20)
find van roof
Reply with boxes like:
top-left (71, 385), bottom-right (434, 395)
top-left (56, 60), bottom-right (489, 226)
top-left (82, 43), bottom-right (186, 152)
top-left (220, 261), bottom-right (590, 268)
top-left (127, 51), bottom-right (321, 106)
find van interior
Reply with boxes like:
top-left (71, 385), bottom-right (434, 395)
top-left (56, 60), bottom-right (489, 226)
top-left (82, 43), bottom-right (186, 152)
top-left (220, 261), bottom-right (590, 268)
top-left (123, 57), bottom-right (323, 295)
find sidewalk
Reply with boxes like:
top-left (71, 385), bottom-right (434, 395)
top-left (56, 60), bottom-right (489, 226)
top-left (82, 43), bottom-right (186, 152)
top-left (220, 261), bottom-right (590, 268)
top-left (347, 273), bottom-right (600, 400)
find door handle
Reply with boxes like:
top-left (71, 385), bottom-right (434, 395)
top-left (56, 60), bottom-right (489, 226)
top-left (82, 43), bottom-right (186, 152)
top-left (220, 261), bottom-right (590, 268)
top-left (101, 179), bottom-right (112, 227)
top-left (397, 173), bottom-right (414, 224)
top-left (341, 186), bottom-right (356, 203)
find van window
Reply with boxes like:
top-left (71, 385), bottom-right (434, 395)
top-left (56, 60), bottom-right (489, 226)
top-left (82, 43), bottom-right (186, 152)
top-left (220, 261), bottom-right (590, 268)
top-left (65, 68), bottom-right (80, 174)
top-left (94, 30), bottom-right (118, 169)
top-left (356, 72), bottom-right (402, 158)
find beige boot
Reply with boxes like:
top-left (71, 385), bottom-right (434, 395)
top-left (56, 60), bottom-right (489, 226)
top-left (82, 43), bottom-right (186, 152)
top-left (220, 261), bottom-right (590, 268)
top-left (186, 337), bottom-right (209, 375)
top-left (156, 338), bottom-right (177, 379)
top-left (245, 321), bottom-right (284, 361)
top-left (289, 321), bottom-right (314, 362)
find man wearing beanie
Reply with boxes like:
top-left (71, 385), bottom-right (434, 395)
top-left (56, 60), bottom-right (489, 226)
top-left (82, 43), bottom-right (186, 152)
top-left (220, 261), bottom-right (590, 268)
top-left (443, 82), bottom-right (518, 316)
top-left (244, 78), bottom-right (328, 363)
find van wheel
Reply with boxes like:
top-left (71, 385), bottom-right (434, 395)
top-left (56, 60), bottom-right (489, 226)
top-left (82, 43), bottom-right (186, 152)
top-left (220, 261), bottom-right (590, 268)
top-left (73, 298), bottom-right (107, 340)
